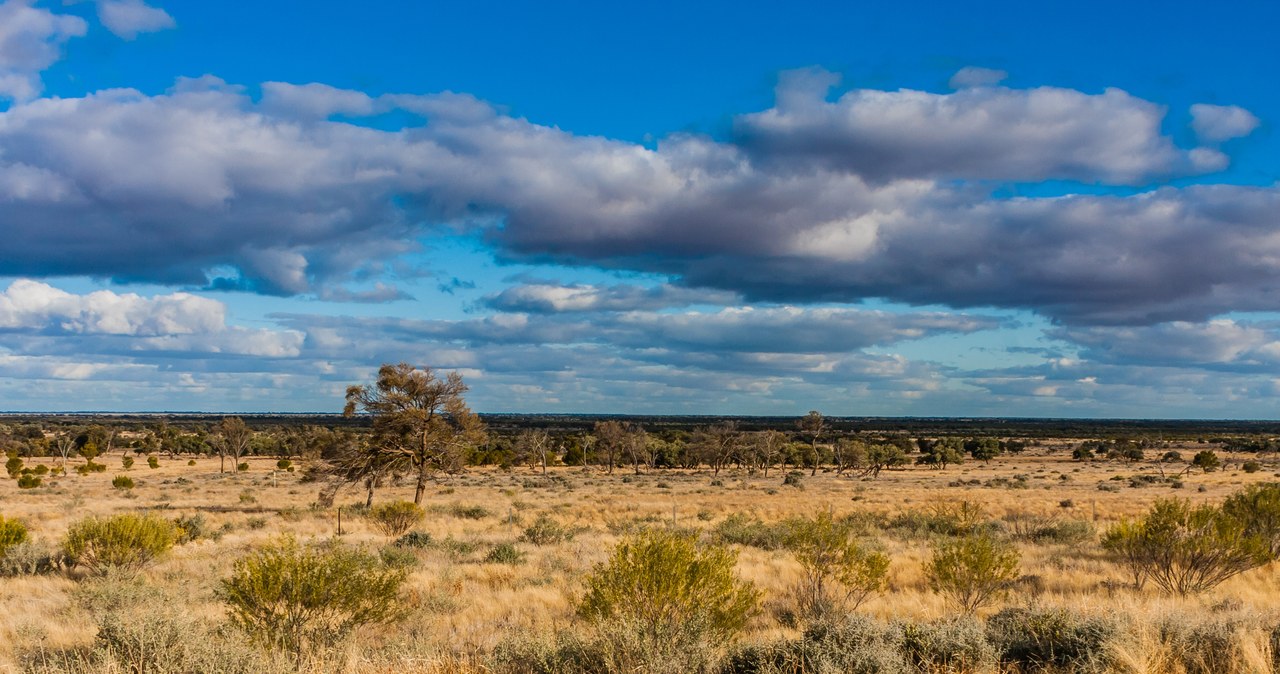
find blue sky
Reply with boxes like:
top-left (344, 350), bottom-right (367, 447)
top-left (1, 0), bottom-right (1278, 417)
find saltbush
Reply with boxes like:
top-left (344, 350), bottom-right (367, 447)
top-left (987, 605), bottom-right (1119, 673)
top-left (522, 513), bottom-right (575, 546)
top-left (485, 542), bottom-right (526, 565)
top-left (63, 513), bottom-right (177, 574)
top-left (367, 500), bottom-right (425, 537)
top-left (121, 455), bottom-right (134, 470)
top-left (111, 475), bottom-right (135, 490)
top-left (17, 474), bottom-right (41, 489)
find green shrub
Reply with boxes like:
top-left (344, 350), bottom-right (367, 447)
top-left (367, 500), bottom-right (425, 537)
top-left (76, 460), bottom-right (107, 475)
top-left (782, 471), bottom-right (804, 488)
top-left (32, 463), bottom-right (48, 475)
top-left (447, 504), bottom-right (492, 519)
top-left (579, 529), bottom-right (760, 668)
top-left (522, 514), bottom-right (575, 546)
top-left (925, 532), bottom-right (1020, 615)
top-left (1243, 461), bottom-right (1262, 474)
top-left (784, 511), bottom-right (889, 621)
top-left (236, 461), bottom-right (249, 472)
top-left (17, 473), bottom-right (42, 489)
top-left (987, 606), bottom-right (1119, 673)
top-left (720, 615), bottom-right (908, 674)
top-left (276, 459), bottom-right (292, 470)
top-left (1102, 497), bottom-right (1271, 595)
top-left (63, 513), bottom-right (177, 574)
top-left (121, 455), bottom-right (134, 470)
top-left (485, 542), bottom-right (526, 565)
top-left (188, 459), bottom-right (197, 466)
top-left (1193, 450), bottom-right (1221, 472)
top-left (5, 454), bottom-right (22, 477)
top-left (0, 515), bottom-right (29, 558)
top-left (1221, 482), bottom-right (1280, 556)
top-left (173, 513), bottom-right (209, 544)
top-left (219, 536), bottom-right (409, 659)
top-left (392, 531), bottom-right (433, 549)
top-left (111, 475), bottom-right (135, 490)
top-left (711, 513), bottom-right (792, 550)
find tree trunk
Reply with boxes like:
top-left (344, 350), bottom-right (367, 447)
top-left (414, 462), bottom-right (428, 505)
top-left (219, 451), bottom-right (226, 473)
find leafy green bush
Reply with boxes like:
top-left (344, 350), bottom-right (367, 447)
top-left (63, 513), bottom-right (177, 574)
top-left (784, 511), bottom-right (889, 621)
top-left (173, 513), bottom-right (209, 544)
top-left (987, 606), bottom-right (1119, 673)
top-left (219, 537), bottom-right (409, 659)
top-left (6, 454), bottom-right (22, 477)
top-left (925, 532), bottom-right (1020, 615)
top-left (1193, 450), bottom-right (1221, 472)
top-left (1221, 483), bottom-right (1280, 556)
top-left (111, 475), bottom-right (135, 490)
top-left (579, 529), bottom-right (760, 669)
top-left (276, 459), bottom-right (292, 470)
top-left (17, 473), bottom-right (41, 489)
top-left (1102, 497), bottom-right (1271, 595)
top-left (0, 515), bottom-right (29, 558)
top-left (236, 461), bottom-right (248, 472)
top-left (485, 542), bottom-right (526, 565)
top-left (366, 500), bottom-right (425, 537)
top-left (711, 513), bottom-right (792, 550)
top-left (121, 455), bottom-right (134, 470)
top-left (188, 459), bottom-right (197, 466)
top-left (522, 513), bottom-right (575, 545)
top-left (392, 531), bottom-right (433, 549)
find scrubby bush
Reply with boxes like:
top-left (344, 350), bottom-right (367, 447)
top-left (784, 511), bottom-right (889, 621)
top-left (987, 606), bottom-right (1120, 673)
top-left (448, 504), bottom-right (492, 519)
top-left (782, 471), bottom-right (804, 488)
top-left (1102, 497), bottom-right (1271, 595)
top-left (6, 454), bottom-right (22, 477)
top-left (522, 513), bottom-right (575, 545)
top-left (0, 514), bottom-right (29, 558)
top-left (367, 500), bottom-right (425, 537)
top-left (392, 531), bottom-right (433, 549)
top-left (277, 459), bottom-right (292, 470)
top-left (1221, 482), bottom-right (1280, 556)
top-left (898, 616), bottom-right (998, 673)
top-left (579, 529), bottom-right (760, 670)
top-left (17, 473), bottom-right (41, 489)
top-left (0, 540), bottom-right (62, 576)
top-left (1193, 450), bottom-right (1221, 472)
top-left (485, 542), bottom-right (526, 564)
top-left (236, 461), bottom-right (248, 472)
top-left (63, 513), bottom-right (177, 574)
top-left (720, 615), bottom-right (908, 674)
top-left (1243, 461), bottom-right (1262, 473)
top-left (220, 537), bottom-right (409, 660)
top-left (111, 475), bottom-right (135, 490)
top-left (926, 532), bottom-right (1020, 615)
top-left (188, 459), bottom-right (197, 466)
top-left (173, 513), bottom-right (209, 544)
top-left (121, 455), bottom-right (134, 470)
top-left (711, 513), bottom-right (791, 550)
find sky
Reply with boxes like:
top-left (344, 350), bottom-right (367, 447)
top-left (0, 0), bottom-right (1278, 417)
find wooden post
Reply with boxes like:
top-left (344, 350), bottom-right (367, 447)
top-left (337, 506), bottom-right (343, 536)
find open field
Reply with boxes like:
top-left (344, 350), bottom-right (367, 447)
top-left (5, 438), bottom-right (1280, 673)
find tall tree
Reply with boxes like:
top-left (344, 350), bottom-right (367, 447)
top-left (344, 363), bottom-right (486, 505)
top-left (515, 428), bottom-right (554, 475)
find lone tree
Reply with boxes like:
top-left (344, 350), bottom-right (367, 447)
top-left (214, 417), bottom-right (252, 474)
top-left (797, 411), bottom-right (825, 476)
top-left (344, 363), bottom-right (486, 505)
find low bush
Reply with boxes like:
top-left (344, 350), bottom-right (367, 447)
top-left (926, 532), bottom-right (1020, 615)
top-left (987, 605), bottom-right (1120, 673)
top-left (63, 513), bottom-right (177, 574)
top-left (220, 537), bottom-right (409, 660)
top-left (111, 475), bottom-right (135, 490)
top-left (367, 500), bottom-right (425, 537)
top-left (720, 615), bottom-right (908, 674)
top-left (580, 529), bottom-right (760, 671)
top-left (17, 473), bottom-right (41, 489)
top-left (276, 459), bottom-right (292, 470)
top-left (522, 513), bottom-right (575, 545)
top-left (898, 616), bottom-right (998, 673)
top-left (121, 456), bottom-right (134, 470)
top-left (0, 514), bottom-right (29, 558)
top-left (392, 531), bottom-right (433, 549)
top-left (173, 513), bottom-right (209, 544)
top-left (784, 511), bottom-right (889, 621)
top-left (485, 542), bottom-right (526, 565)
top-left (711, 513), bottom-right (792, 550)
top-left (236, 462), bottom-right (249, 472)
top-left (0, 540), bottom-right (62, 576)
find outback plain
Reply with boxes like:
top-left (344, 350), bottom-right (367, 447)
top-left (4, 414), bottom-right (1280, 674)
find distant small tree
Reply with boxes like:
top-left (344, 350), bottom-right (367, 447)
top-left (1192, 450), bottom-right (1221, 473)
top-left (917, 437), bottom-right (965, 470)
top-left (861, 442), bottom-right (909, 478)
top-left (750, 430), bottom-right (787, 477)
top-left (966, 437), bottom-right (1002, 464)
top-left (926, 532), bottom-right (1020, 615)
top-left (213, 417), bottom-right (252, 474)
top-left (514, 429), bottom-right (553, 475)
top-left (797, 411), bottom-right (826, 476)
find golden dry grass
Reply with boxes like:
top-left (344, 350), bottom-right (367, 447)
top-left (1, 442), bottom-right (1278, 672)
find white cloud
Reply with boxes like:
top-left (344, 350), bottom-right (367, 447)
top-left (95, 0), bottom-right (174, 40)
top-left (1190, 103), bottom-right (1260, 143)
top-left (0, 0), bottom-right (87, 99)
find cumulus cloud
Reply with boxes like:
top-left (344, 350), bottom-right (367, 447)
top-left (1190, 103), bottom-right (1260, 143)
top-left (1054, 319), bottom-right (1280, 369)
top-left (0, 279), bottom-right (302, 356)
top-left (95, 0), bottom-right (175, 40)
top-left (0, 0), bottom-right (87, 99)
top-left (0, 71), bottom-right (1271, 326)
top-left (735, 68), bottom-right (1201, 183)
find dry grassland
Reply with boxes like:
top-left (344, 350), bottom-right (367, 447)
top-left (2, 441), bottom-right (1279, 672)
